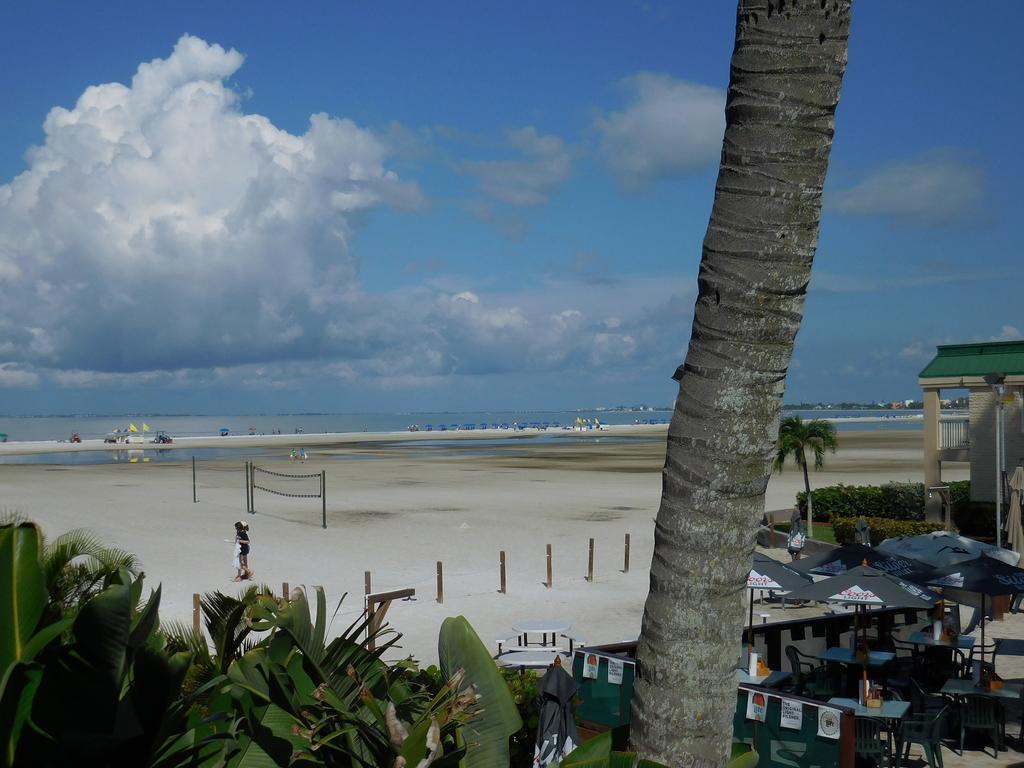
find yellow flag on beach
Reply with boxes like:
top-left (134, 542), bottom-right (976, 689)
top-left (128, 423), bottom-right (138, 433)
top-left (142, 423), bottom-right (150, 432)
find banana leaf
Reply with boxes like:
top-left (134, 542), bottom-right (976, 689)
top-left (0, 524), bottom-right (46, 673)
top-left (438, 616), bottom-right (522, 768)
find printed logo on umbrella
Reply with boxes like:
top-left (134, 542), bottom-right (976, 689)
top-left (747, 570), bottom-right (783, 590)
top-left (931, 573), bottom-right (965, 588)
top-left (876, 558), bottom-right (916, 577)
top-left (829, 585), bottom-right (883, 603)
top-left (995, 574), bottom-right (1024, 588)
top-left (816, 560), bottom-right (846, 575)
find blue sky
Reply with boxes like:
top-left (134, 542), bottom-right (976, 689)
top-left (0, 2), bottom-right (1020, 414)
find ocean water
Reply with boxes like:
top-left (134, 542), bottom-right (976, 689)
top-left (0, 408), bottom-right (924, 465)
top-left (0, 408), bottom-right (922, 444)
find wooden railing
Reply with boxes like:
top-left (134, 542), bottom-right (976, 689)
top-left (940, 417), bottom-right (970, 450)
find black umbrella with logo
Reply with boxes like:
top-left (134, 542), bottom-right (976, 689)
top-left (789, 543), bottom-right (934, 583)
top-left (746, 553), bottom-right (812, 653)
top-left (926, 554), bottom-right (1024, 661)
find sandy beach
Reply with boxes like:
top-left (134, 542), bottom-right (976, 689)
top-left (1, 428), bottom-right (966, 664)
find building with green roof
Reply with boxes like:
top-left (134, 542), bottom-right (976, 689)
top-left (919, 340), bottom-right (1024, 522)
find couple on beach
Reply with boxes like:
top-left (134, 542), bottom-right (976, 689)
top-left (233, 521), bottom-right (254, 581)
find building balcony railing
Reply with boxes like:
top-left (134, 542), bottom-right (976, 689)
top-left (940, 417), bottom-right (970, 450)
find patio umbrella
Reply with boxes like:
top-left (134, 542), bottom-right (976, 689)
top-left (746, 553), bottom-right (812, 652)
top-left (876, 530), bottom-right (1020, 568)
top-left (784, 564), bottom-right (940, 701)
top-left (789, 543), bottom-right (934, 582)
top-left (926, 554), bottom-right (1024, 661)
top-left (533, 660), bottom-right (579, 766)
top-left (1008, 465), bottom-right (1024, 560)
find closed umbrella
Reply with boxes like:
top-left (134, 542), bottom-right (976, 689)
top-left (877, 530), bottom-right (1020, 568)
top-left (784, 564), bottom-right (940, 701)
top-left (926, 554), bottom-right (1024, 664)
top-left (533, 660), bottom-right (578, 765)
top-left (1008, 465), bottom-right (1024, 560)
top-left (789, 543), bottom-right (934, 582)
top-left (746, 553), bottom-right (812, 653)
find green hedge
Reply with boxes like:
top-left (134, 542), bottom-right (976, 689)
top-left (952, 500), bottom-right (996, 539)
top-left (796, 480), bottom-right (970, 523)
top-left (832, 516), bottom-right (945, 546)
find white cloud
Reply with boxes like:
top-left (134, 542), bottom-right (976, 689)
top-left (462, 126), bottom-right (572, 206)
top-left (0, 35), bottom-right (421, 376)
top-left (828, 151), bottom-right (985, 224)
top-left (992, 325), bottom-right (1022, 341)
top-left (0, 36), bottom-right (701, 395)
top-left (595, 73), bottom-right (724, 189)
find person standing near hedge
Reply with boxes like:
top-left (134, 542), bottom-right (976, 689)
top-left (787, 508), bottom-right (806, 561)
top-left (855, 516), bottom-right (871, 546)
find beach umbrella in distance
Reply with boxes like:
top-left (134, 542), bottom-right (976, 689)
top-left (877, 530), bottom-right (1020, 568)
top-left (1008, 465), bottom-right (1024, 560)
top-left (926, 554), bottom-right (1024, 659)
top-left (533, 659), bottom-right (579, 766)
top-left (746, 553), bottom-right (812, 652)
top-left (789, 543), bottom-right (934, 582)
top-left (784, 564), bottom-right (940, 701)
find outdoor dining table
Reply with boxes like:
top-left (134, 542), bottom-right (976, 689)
top-left (828, 697), bottom-right (910, 720)
top-left (511, 620), bottom-right (570, 648)
top-left (735, 668), bottom-right (792, 687)
top-left (818, 647), bottom-right (896, 668)
top-left (940, 678), bottom-right (1024, 701)
top-left (908, 631), bottom-right (975, 650)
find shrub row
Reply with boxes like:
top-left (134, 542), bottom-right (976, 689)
top-left (796, 480), bottom-right (970, 522)
top-left (952, 500), bottom-right (997, 539)
top-left (832, 516), bottom-right (945, 546)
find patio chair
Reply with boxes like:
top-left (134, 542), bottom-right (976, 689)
top-left (804, 664), bottom-right (842, 700)
top-left (962, 640), bottom-right (1000, 678)
top-left (959, 694), bottom-right (1005, 757)
top-left (898, 705), bottom-right (948, 768)
top-left (785, 646), bottom-right (816, 694)
top-left (909, 679), bottom-right (945, 717)
top-left (855, 716), bottom-right (894, 767)
top-left (919, 646), bottom-right (964, 690)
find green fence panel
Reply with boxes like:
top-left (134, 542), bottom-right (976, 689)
top-left (572, 650), bottom-right (636, 728)
top-left (733, 688), bottom-right (847, 768)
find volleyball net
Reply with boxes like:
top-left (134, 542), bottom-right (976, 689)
top-left (246, 461), bottom-right (327, 528)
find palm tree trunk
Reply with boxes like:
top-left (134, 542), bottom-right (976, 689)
top-left (802, 454), bottom-right (815, 539)
top-left (630, 3), bottom-right (850, 765)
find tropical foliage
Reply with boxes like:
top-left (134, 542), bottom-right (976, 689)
top-left (774, 415), bottom-right (839, 537)
top-left (831, 517), bottom-right (944, 546)
top-left (1, 520), bottom-right (527, 768)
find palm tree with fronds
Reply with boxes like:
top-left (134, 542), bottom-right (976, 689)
top-left (774, 415), bottom-right (838, 539)
top-left (2, 509), bottom-right (140, 617)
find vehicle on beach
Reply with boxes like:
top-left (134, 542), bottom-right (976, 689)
top-left (152, 432), bottom-right (173, 444)
top-left (0, 432), bottom-right (7, 442)
top-left (69, 433), bottom-right (81, 443)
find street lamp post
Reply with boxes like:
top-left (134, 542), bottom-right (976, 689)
top-left (985, 373), bottom-right (1007, 548)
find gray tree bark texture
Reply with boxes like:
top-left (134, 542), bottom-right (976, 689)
top-left (631, 2), bottom-right (851, 766)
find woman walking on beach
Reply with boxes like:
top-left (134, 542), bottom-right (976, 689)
top-left (234, 521), bottom-right (253, 580)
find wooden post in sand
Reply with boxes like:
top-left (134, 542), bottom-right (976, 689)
top-left (770, 513), bottom-right (776, 543)
top-left (546, 544), bottom-right (553, 588)
top-left (192, 456), bottom-right (197, 503)
top-left (499, 551), bottom-right (507, 594)
top-left (623, 533), bottom-right (630, 573)
top-left (586, 538), bottom-right (595, 582)
top-left (321, 471), bottom-right (327, 529)
top-left (436, 561), bottom-right (444, 604)
top-left (192, 593), bottom-right (201, 633)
